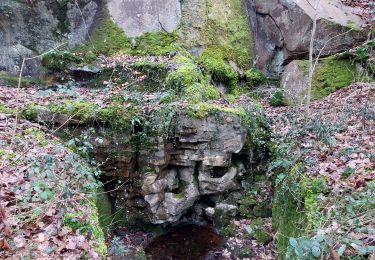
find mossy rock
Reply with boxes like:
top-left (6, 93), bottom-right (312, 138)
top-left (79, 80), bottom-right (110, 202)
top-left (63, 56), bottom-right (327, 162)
top-left (77, 6), bottom-right (179, 57)
top-left (96, 186), bottom-right (114, 236)
top-left (179, 0), bottom-right (253, 70)
top-left (199, 48), bottom-right (238, 92)
top-left (282, 57), bottom-right (357, 105)
top-left (253, 229), bottom-right (273, 245)
top-left (42, 51), bottom-right (83, 71)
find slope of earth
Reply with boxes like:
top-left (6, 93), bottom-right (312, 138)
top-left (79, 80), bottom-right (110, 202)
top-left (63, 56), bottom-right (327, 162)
top-left (263, 83), bottom-right (375, 258)
top-left (0, 112), bottom-right (106, 258)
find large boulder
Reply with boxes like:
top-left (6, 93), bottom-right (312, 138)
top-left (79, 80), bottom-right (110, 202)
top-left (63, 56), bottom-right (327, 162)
top-left (250, 0), bottom-right (367, 77)
top-left (107, 0), bottom-right (182, 37)
top-left (0, 0), bottom-right (99, 76)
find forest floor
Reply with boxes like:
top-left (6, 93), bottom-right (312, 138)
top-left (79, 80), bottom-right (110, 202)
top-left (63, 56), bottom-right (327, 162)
top-left (0, 78), bottom-right (374, 259)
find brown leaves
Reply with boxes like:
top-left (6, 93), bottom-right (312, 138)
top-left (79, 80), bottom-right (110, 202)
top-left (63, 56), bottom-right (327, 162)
top-left (265, 83), bottom-right (375, 190)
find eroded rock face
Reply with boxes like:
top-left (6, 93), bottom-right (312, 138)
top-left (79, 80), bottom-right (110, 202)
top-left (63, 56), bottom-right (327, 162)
top-left (107, 0), bottom-right (182, 37)
top-left (0, 0), bottom-right (99, 76)
top-left (249, 0), bottom-right (367, 77)
top-left (138, 113), bottom-right (248, 223)
top-left (46, 110), bottom-right (250, 224)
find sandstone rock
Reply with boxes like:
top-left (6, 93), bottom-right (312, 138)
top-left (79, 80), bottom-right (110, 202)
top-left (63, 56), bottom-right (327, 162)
top-left (280, 60), bottom-right (309, 106)
top-left (143, 167), bottom-right (200, 223)
top-left (215, 203), bottom-right (238, 217)
top-left (0, 0), bottom-right (98, 76)
top-left (32, 106), bottom-right (261, 224)
top-left (138, 113), bottom-right (249, 223)
top-left (107, 0), bottom-right (181, 37)
top-left (250, 0), bottom-right (367, 77)
top-left (199, 163), bottom-right (244, 195)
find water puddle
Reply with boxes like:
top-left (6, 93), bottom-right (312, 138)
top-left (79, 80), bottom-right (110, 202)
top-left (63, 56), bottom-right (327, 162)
top-left (145, 224), bottom-right (224, 260)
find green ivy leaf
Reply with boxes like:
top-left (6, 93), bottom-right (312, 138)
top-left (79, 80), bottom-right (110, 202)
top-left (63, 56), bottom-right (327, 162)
top-left (289, 237), bottom-right (298, 248)
top-left (311, 246), bottom-right (321, 258)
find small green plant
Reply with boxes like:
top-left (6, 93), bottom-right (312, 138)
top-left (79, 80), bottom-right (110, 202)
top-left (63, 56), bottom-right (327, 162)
top-left (270, 90), bottom-right (285, 107)
top-left (63, 213), bottom-right (93, 234)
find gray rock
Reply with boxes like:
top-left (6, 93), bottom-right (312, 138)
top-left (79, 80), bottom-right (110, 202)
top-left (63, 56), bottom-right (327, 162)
top-left (250, 0), bottom-right (367, 77)
top-left (280, 60), bottom-right (309, 106)
top-left (0, 0), bottom-right (98, 76)
top-left (107, 0), bottom-right (182, 37)
top-left (199, 163), bottom-right (244, 195)
top-left (215, 203), bottom-right (238, 217)
top-left (205, 207), bottom-right (215, 218)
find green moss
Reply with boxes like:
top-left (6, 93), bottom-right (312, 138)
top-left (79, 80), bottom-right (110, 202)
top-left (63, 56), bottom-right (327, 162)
top-left (220, 222), bottom-right (237, 237)
top-left (253, 229), bottom-right (273, 245)
top-left (179, 0), bottom-right (253, 69)
top-left (184, 83), bottom-right (220, 103)
top-left (0, 104), bottom-right (12, 114)
top-left (47, 101), bottom-right (136, 129)
top-left (272, 165), bottom-right (308, 258)
top-left (130, 61), bottom-right (169, 90)
top-left (166, 60), bottom-right (203, 92)
top-left (312, 58), bottom-right (356, 98)
top-left (20, 104), bottom-right (41, 121)
top-left (78, 6), bottom-right (178, 57)
top-left (63, 212), bottom-right (93, 233)
top-left (131, 32), bottom-right (179, 56)
top-left (78, 11), bottom-right (131, 56)
top-left (199, 48), bottom-right (238, 92)
top-left (89, 200), bottom-right (108, 257)
top-left (42, 51), bottom-right (83, 71)
top-left (50, 101), bottom-right (98, 121)
top-left (173, 180), bottom-right (189, 199)
top-left (186, 102), bottom-right (249, 123)
top-left (245, 68), bottom-right (266, 88)
top-left (226, 87), bottom-right (241, 103)
top-left (298, 57), bottom-right (356, 99)
top-left (23, 128), bottom-right (49, 147)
